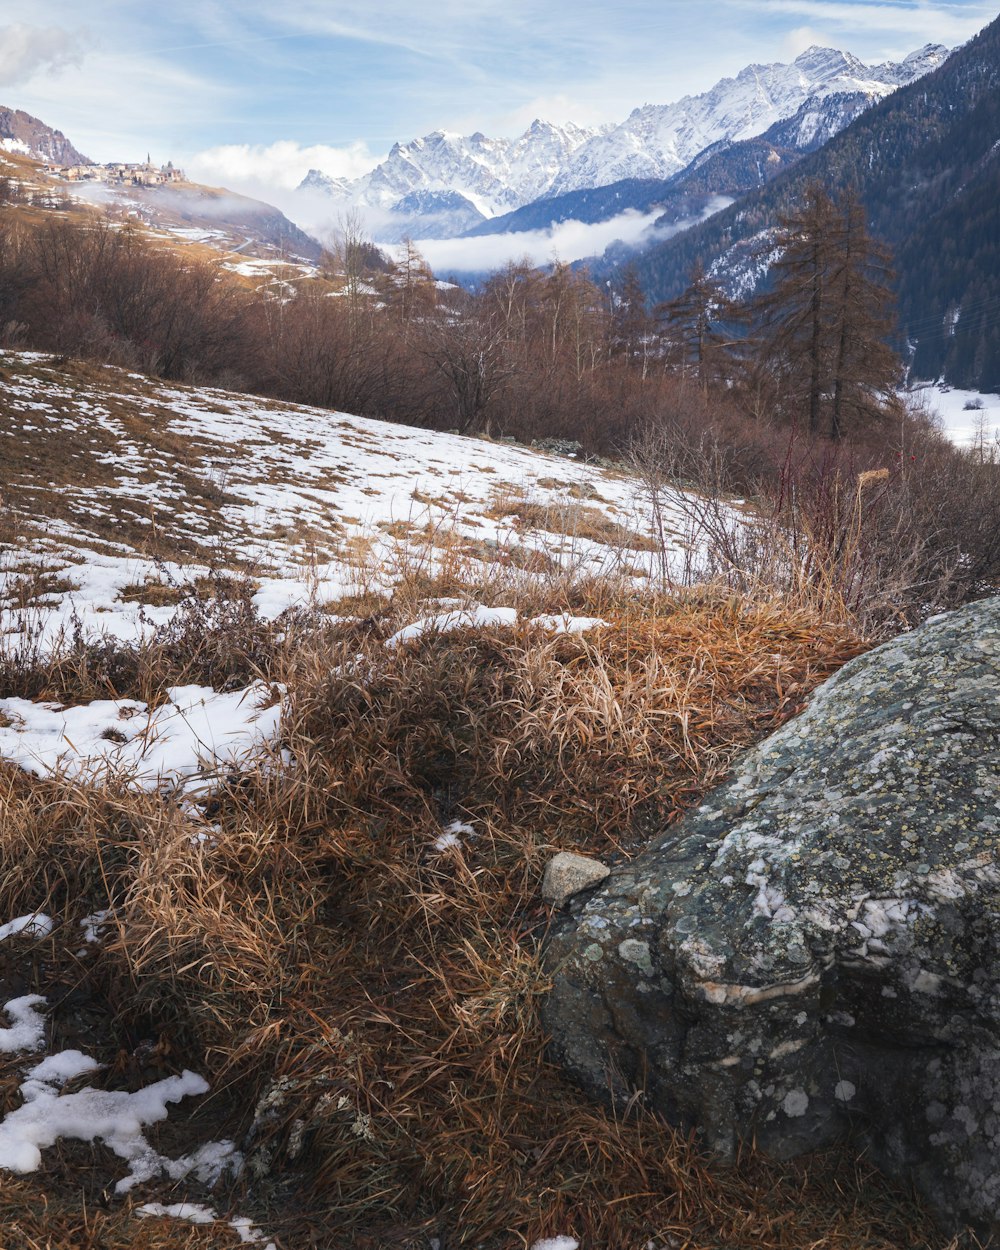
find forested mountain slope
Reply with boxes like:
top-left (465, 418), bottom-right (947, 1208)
top-left (626, 14), bottom-right (1000, 388)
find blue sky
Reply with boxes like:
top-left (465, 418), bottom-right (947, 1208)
top-left (2, 0), bottom-right (996, 191)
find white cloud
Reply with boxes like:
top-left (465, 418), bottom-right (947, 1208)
top-left (0, 23), bottom-right (83, 86)
top-left (480, 92), bottom-right (613, 136)
top-left (187, 140), bottom-right (380, 191)
top-left (412, 198), bottom-right (733, 274)
top-left (13, 49), bottom-right (234, 163)
top-left (729, 0), bottom-right (996, 48)
top-left (782, 25), bottom-right (831, 56)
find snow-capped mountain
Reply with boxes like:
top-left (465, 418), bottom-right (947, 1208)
top-left (304, 119), bottom-right (600, 239)
top-left (550, 44), bottom-right (949, 193)
top-left (300, 43), bottom-right (948, 242)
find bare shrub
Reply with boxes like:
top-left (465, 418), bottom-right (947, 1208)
top-left (630, 412), bottom-right (1000, 632)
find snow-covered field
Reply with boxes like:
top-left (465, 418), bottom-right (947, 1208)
top-left (908, 382), bottom-right (1000, 448)
top-left (0, 346), bottom-right (709, 801)
top-left (0, 351), bottom-right (695, 649)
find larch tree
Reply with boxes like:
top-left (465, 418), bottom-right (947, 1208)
top-left (657, 259), bottom-right (746, 395)
top-left (756, 182), bottom-right (902, 438)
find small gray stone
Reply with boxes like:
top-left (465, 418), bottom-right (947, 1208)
top-left (542, 852), bottom-right (611, 908)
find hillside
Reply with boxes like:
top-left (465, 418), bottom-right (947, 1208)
top-left (0, 139), bottom-right (322, 274)
top-left (0, 105), bottom-right (88, 164)
top-left (0, 348), bottom-right (957, 1250)
top-left (625, 13), bottom-right (1000, 388)
top-left (104, 179), bottom-right (324, 265)
top-left (0, 351), bottom-right (684, 647)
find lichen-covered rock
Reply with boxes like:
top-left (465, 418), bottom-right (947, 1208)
top-left (542, 597), bottom-right (1000, 1232)
top-left (542, 852), bottom-right (611, 908)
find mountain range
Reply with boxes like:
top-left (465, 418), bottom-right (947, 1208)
top-left (3, 19), bottom-right (995, 389)
top-left (299, 43), bottom-right (949, 241)
top-left (619, 10), bottom-right (1000, 390)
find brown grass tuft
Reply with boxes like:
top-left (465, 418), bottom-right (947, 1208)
top-left (0, 582), bottom-right (952, 1248)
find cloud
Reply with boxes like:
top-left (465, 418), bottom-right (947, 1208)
top-left (187, 140), bottom-right (380, 191)
top-left (12, 42), bottom-right (235, 163)
top-left (782, 25), bottom-right (831, 56)
top-left (727, 0), bottom-right (997, 48)
top-left (482, 92), bottom-right (614, 135)
top-left (13, 0), bottom-right (996, 179)
top-left (411, 198), bottom-right (733, 274)
top-left (0, 23), bottom-right (83, 86)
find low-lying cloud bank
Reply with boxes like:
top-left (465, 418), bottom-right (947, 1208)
top-left (413, 197), bottom-right (734, 274)
top-left (187, 140), bottom-right (381, 192)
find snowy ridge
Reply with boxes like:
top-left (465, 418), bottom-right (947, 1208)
top-left (549, 45), bottom-right (947, 194)
top-left (313, 119), bottom-right (602, 237)
top-left (302, 44), bottom-right (948, 239)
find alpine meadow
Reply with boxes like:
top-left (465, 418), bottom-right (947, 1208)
top-left (0, 4), bottom-right (999, 1249)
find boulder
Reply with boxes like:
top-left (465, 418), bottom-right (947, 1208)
top-left (542, 597), bottom-right (1000, 1233)
top-left (542, 852), bottom-right (611, 908)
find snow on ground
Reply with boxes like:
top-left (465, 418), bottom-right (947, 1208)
top-left (0, 683), bottom-right (281, 793)
top-left (0, 354), bottom-right (689, 1243)
top-left (0, 608), bottom-right (604, 791)
top-left (0, 921), bottom-right (273, 1244)
top-left (0, 996), bottom-right (49, 1053)
top-left (138, 1204), bottom-right (276, 1247)
top-left (909, 382), bottom-right (1000, 449)
top-left (0, 1052), bottom-right (211, 1187)
top-left (386, 605), bottom-right (607, 646)
top-left (0, 351), bottom-right (699, 649)
top-left (0, 914), bottom-right (54, 943)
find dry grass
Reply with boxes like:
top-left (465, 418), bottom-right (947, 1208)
top-left (0, 569), bottom-right (279, 703)
top-left (0, 1183), bottom-right (232, 1250)
top-left (0, 571), bottom-right (957, 1249)
top-left (485, 489), bottom-right (659, 554)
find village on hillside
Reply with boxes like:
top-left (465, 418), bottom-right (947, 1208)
top-left (44, 157), bottom-right (186, 187)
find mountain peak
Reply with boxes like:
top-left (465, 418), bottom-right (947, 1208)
top-left (296, 40), bottom-right (950, 242)
top-left (790, 45), bottom-right (866, 78)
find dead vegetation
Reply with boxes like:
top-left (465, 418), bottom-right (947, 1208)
top-left (0, 568), bottom-right (954, 1249)
top-left (0, 569), bottom-right (276, 703)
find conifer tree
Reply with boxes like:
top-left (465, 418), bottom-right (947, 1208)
top-left (657, 259), bottom-right (745, 395)
top-left (756, 183), bottom-right (902, 437)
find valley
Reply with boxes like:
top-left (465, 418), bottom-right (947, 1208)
top-left (1, 6), bottom-right (999, 1247)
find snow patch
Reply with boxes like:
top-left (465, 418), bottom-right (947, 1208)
top-left (387, 606), bottom-right (608, 646)
top-left (0, 1060), bottom-right (209, 1187)
top-left (0, 913), bottom-right (54, 942)
top-left (0, 996), bottom-right (48, 1054)
top-left (0, 683), bottom-right (282, 793)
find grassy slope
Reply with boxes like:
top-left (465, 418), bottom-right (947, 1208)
top-left (0, 357), bottom-right (949, 1248)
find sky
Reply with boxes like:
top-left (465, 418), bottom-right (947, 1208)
top-left (1, 0), bottom-right (996, 270)
top-left (2, 0), bottom-right (995, 190)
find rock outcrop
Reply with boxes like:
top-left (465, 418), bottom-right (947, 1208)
top-left (543, 597), bottom-right (1000, 1232)
top-left (0, 106), bottom-right (89, 166)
